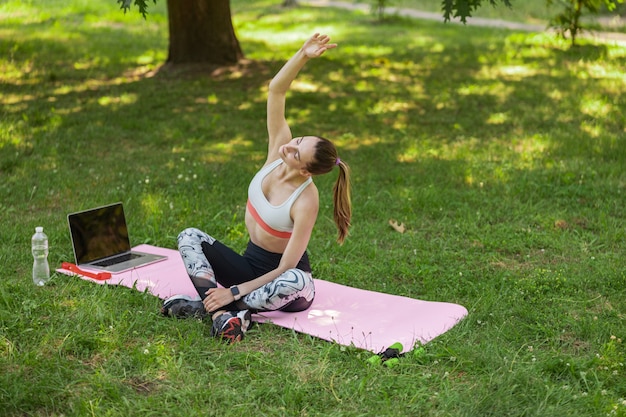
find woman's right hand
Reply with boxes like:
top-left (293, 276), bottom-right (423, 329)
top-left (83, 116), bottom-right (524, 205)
top-left (301, 33), bottom-right (337, 59)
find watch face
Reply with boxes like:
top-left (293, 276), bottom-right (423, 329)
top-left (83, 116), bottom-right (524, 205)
top-left (231, 286), bottom-right (240, 298)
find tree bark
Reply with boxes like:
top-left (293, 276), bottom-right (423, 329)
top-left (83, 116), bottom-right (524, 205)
top-left (166, 0), bottom-right (243, 66)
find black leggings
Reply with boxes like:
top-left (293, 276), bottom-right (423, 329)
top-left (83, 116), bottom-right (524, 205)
top-left (177, 228), bottom-right (316, 313)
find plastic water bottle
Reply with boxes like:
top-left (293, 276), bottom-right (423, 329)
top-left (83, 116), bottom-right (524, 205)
top-left (32, 226), bottom-right (50, 286)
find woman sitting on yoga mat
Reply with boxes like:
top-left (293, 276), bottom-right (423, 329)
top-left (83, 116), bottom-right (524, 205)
top-left (161, 33), bottom-right (352, 343)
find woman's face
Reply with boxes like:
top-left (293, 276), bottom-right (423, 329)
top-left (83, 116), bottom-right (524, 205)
top-left (280, 136), bottom-right (319, 173)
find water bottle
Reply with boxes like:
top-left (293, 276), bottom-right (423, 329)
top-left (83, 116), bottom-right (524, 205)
top-left (32, 226), bottom-right (50, 286)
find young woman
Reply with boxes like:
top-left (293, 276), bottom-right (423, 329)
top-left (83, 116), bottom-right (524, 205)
top-left (162, 33), bottom-right (352, 343)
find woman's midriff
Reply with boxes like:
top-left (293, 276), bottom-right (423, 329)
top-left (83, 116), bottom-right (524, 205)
top-left (245, 209), bottom-right (290, 254)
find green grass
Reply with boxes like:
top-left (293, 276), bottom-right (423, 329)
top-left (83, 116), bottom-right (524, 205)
top-left (355, 0), bottom-right (559, 23)
top-left (352, 0), bottom-right (626, 31)
top-left (2, 0), bottom-right (626, 415)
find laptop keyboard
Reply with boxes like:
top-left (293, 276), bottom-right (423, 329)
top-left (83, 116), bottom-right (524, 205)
top-left (93, 253), bottom-right (142, 267)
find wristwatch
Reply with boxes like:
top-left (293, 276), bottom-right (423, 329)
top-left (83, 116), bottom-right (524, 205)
top-left (230, 285), bottom-right (241, 301)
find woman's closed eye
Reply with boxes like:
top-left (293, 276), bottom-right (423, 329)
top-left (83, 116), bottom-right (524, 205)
top-left (295, 137), bottom-right (303, 160)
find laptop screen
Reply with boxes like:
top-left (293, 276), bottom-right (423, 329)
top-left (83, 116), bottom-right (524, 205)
top-left (68, 203), bottom-right (131, 264)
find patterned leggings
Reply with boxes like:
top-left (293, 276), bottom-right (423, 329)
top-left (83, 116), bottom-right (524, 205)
top-left (177, 227), bottom-right (315, 313)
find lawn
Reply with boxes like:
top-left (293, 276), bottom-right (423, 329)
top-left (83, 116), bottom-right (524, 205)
top-left (349, 0), bottom-right (626, 29)
top-left (352, 0), bottom-right (560, 24)
top-left (1, 0), bottom-right (625, 416)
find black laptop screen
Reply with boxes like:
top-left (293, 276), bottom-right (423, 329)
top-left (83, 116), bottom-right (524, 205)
top-left (68, 203), bottom-right (131, 264)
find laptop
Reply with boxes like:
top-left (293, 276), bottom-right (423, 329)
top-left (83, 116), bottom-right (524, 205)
top-left (67, 202), bottom-right (167, 273)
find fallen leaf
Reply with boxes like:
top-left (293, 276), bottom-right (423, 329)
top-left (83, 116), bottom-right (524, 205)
top-left (554, 219), bottom-right (569, 229)
top-left (388, 219), bottom-right (405, 234)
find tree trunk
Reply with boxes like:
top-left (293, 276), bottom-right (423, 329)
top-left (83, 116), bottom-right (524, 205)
top-left (166, 0), bottom-right (243, 66)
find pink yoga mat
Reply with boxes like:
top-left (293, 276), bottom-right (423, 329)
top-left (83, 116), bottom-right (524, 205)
top-left (58, 244), bottom-right (468, 354)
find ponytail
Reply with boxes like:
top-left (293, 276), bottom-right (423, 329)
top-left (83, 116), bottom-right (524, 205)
top-left (332, 159), bottom-right (351, 244)
top-left (305, 135), bottom-right (352, 244)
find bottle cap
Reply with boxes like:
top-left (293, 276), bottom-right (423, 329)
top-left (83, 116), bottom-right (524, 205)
top-left (36, 226), bottom-right (43, 233)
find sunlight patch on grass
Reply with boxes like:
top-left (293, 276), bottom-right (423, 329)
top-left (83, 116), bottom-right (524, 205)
top-left (397, 145), bottom-right (422, 163)
top-left (580, 121), bottom-right (603, 138)
top-left (0, 59), bottom-right (36, 84)
top-left (1, 123), bottom-right (30, 150)
top-left (347, 44), bottom-right (395, 57)
top-left (28, 29), bottom-right (84, 45)
top-left (238, 101), bottom-right (253, 111)
top-left (582, 62), bottom-right (626, 81)
top-left (141, 193), bottom-right (165, 219)
top-left (487, 112), bottom-right (509, 125)
top-left (292, 79), bottom-right (318, 93)
top-left (547, 89), bottom-right (564, 101)
top-left (46, 71), bottom-right (155, 101)
top-left (205, 94), bottom-right (219, 105)
top-left (289, 107), bottom-right (313, 125)
top-left (1, 93), bottom-right (36, 106)
top-left (0, 8), bottom-right (45, 24)
top-left (247, 11), bottom-right (320, 28)
top-left (513, 134), bottom-right (549, 163)
top-left (97, 93), bottom-right (138, 108)
top-left (353, 78), bottom-right (375, 93)
top-left (473, 70), bottom-right (519, 99)
top-left (428, 42), bottom-right (446, 53)
top-left (242, 25), bottom-right (343, 47)
top-left (369, 99), bottom-right (412, 115)
top-left (493, 64), bottom-right (539, 79)
top-left (457, 82), bottom-right (514, 102)
top-left (579, 96), bottom-right (612, 118)
top-left (136, 53), bottom-right (156, 65)
top-left (200, 136), bottom-right (254, 164)
top-left (88, 20), bottom-right (127, 30)
top-left (74, 56), bottom-right (110, 71)
top-left (398, 133), bottom-right (549, 173)
top-left (337, 132), bottom-right (384, 150)
top-left (397, 136), bottom-right (484, 163)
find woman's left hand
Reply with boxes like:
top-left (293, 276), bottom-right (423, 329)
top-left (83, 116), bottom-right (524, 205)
top-left (203, 287), bottom-right (234, 313)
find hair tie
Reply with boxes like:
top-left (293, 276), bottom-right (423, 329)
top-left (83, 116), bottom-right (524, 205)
top-left (335, 157), bottom-right (341, 166)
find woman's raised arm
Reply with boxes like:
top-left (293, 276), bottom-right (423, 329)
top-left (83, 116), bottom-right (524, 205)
top-left (266, 33), bottom-right (337, 161)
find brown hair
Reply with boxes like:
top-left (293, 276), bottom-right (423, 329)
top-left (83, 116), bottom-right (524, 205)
top-left (305, 136), bottom-right (352, 244)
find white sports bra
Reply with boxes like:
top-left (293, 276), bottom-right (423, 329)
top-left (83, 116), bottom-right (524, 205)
top-left (247, 159), bottom-right (312, 239)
